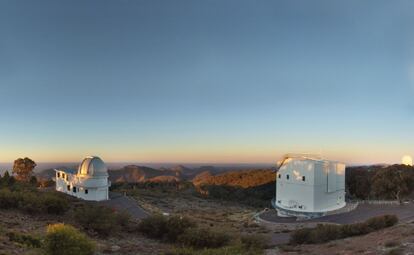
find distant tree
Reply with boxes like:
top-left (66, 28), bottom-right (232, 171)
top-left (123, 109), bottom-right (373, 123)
top-left (13, 158), bottom-right (37, 182)
top-left (371, 165), bottom-right (414, 203)
top-left (346, 167), bottom-right (373, 199)
top-left (0, 171), bottom-right (11, 187)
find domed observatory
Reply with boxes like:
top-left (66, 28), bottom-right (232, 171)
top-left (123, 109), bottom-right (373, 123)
top-left (273, 154), bottom-right (346, 219)
top-left (55, 156), bottom-right (111, 201)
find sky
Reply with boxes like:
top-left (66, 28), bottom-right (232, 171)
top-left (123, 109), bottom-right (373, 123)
top-left (0, 0), bottom-right (414, 165)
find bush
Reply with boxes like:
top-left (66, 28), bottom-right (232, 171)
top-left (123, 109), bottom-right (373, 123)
top-left (42, 193), bottom-right (69, 215)
top-left (240, 234), bottom-right (268, 250)
top-left (289, 228), bottom-right (312, 245)
top-left (340, 222), bottom-right (370, 237)
top-left (290, 214), bottom-right (399, 245)
top-left (75, 205), bottom-right (129, 236)
top-left (165, 216), bottom-right (197, 242)
top-left (178, 228), bottom-right (231, 249)
top-left (19, 192), bottom-right (43, 214)
top-left (166, 245), bottom-right (257, 255)
top-left (138, 215), bottom-right (196, 242)
top-left (44, 224), bottom-right (95, 255)
top-left (138, 215), bottom-right (168, 239)
top-left (309, 224), bottom-right (342, 243)
top-left (0, 189), bottom-right (20, 208)
top-left (6, 232), bottom-right (42, 248)
top-left (366, 215), bottom-right (398, 230)
top-left (0, 188), bottom-right (69, 215)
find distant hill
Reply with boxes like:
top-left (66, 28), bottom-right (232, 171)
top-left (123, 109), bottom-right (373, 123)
top-left (109, 165), bottom-right (183, 183)
top-left (35, 168), bottom-right (55, 181)
top-left (192, 169), bottom-right (275, 188)
top-left (35, 164), bottom-right (254, 184)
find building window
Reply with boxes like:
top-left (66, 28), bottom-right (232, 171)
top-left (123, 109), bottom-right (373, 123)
top-left (62, 173), bottom-right (65, 179)
top-left (67, 185), bottom-right (70, 191)
top-left (85, 189), bottom-right (88, 194)
top-left (286, 174), bottom-right (289, 180)
top-left (278, 200), bottom-right (281, 203)
top-left (57, 172), bottom-right (60, 178)
top-left (299, 205), bottom-right (303, 209)
top-left (302, 176), bottom-right (305, 181)
top-left (73, 187), bottom-right (77, 193)
top-left (278, 174), bottom-right (281, 179)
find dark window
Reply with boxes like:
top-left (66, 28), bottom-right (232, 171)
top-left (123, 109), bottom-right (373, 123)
top-left (278, 174), bottom-right (281, 179)
top-left (67, 185), bottom-right (70, 191)
top-left (278, 200), bottom-right (281, 203)
top-left (299, 205), bottom-right (303, 209)
top-left (286, 174), bottom-right (290, 180)
top-left (73, 187), bottom-right (76, 193)
top-left (62, 173), bottom-right (65, 178)
top-left (302, 176), bottom-right (306, 181)
top-left (85, 189), bottom-right (88, 194)
top-left (57, 172), bottom-right (60, 178)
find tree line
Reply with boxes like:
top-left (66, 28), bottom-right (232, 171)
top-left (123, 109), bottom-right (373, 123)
top-left (346, 164), bottom-right (414, 202)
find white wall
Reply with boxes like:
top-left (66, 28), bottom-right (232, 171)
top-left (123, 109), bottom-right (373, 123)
top-left (276, 158), bottom-right (346, 214)
top-left (55, 170), bottom-right (109, 201)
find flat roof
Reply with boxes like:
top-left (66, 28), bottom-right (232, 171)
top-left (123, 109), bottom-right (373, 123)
top-left (55, 168), bottom-right (77, 175)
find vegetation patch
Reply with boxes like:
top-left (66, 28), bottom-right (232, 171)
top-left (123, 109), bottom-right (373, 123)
top-left (74, 205), bottom-right (131, 236)
top-left (165, 245), bottom-right (262, 255)
top-left (138, 215), bottom-right (197, 243)
top-left (44, 223), bottom-right (95, 255)
top-left (6, 231), bottom-right (42, 248)
top-left (290, 214), bottom-right (398, 245)
top-left (177, 227), bottom-right (231, 249)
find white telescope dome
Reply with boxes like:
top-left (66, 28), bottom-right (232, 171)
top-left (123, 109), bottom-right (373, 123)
top-left (77, 156), bottom-right (108, 177)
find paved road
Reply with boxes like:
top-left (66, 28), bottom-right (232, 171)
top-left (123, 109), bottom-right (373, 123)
top-left (99, 192), bottom-right (149, 220)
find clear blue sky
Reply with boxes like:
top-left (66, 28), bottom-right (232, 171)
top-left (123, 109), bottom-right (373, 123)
top-left (0, 0), bottom-right (413, 164)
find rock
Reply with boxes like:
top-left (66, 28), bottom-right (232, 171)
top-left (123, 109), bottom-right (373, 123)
top-left (111, 245), bottom-right (121, 252)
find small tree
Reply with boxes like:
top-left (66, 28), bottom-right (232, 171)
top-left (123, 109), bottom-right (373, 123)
top-left (13, 158), bottom-right (36, 182)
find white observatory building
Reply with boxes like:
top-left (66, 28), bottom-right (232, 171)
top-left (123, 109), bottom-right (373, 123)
top-left (55, 156), bottom-right (111, 201)
top-left (273, 154), bottom-right (346, 218)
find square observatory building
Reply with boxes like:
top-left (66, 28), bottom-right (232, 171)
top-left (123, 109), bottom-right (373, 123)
top-left (274, 154), bottom-right (346, 219)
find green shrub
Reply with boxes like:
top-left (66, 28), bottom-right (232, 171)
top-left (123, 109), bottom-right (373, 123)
top-left (308, 224), bottom-right (342, 243)
top-left (0, 189), bottom-right (20, 208)
top-left (42, 193), bottom-right (69, 215)
top-left (19, 192), bottom-right (43, 214)
top-left (240, 234), bottom-right (268, 250)
top-left (166, 245), bottom-right (258, 255)
top-left (6, 232), bottom-right (42, 248)
top-left (178, 228), bottom-right (230, 249)
top-left (290, 214), bottom-right (399, 245)
top-left (289, 227), bottom-right (312, 245)
top-left (138, 215), bottom-right (196, 242)
top-left (340, 222), bottom-right (370, 237)
top-left (44, 223), bottom-right (95, 255)
top-left (0, 188), bottom-right (69, 215)
top-left (75, 205), bottom-right (128, 236)
top-left (138, 214), bottom-right (168, 239)
top-left (366, 215), bottom-right (398, 230)
top-left (165, 216), bottom-right (197, 242)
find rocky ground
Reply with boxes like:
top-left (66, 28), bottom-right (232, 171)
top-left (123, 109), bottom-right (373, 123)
top-left (3, 187), bottom-right (414, 255)
top-left (0, 209), bottom-right (170, 255)
top-left (126, 187), bottom-right (271, 237)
